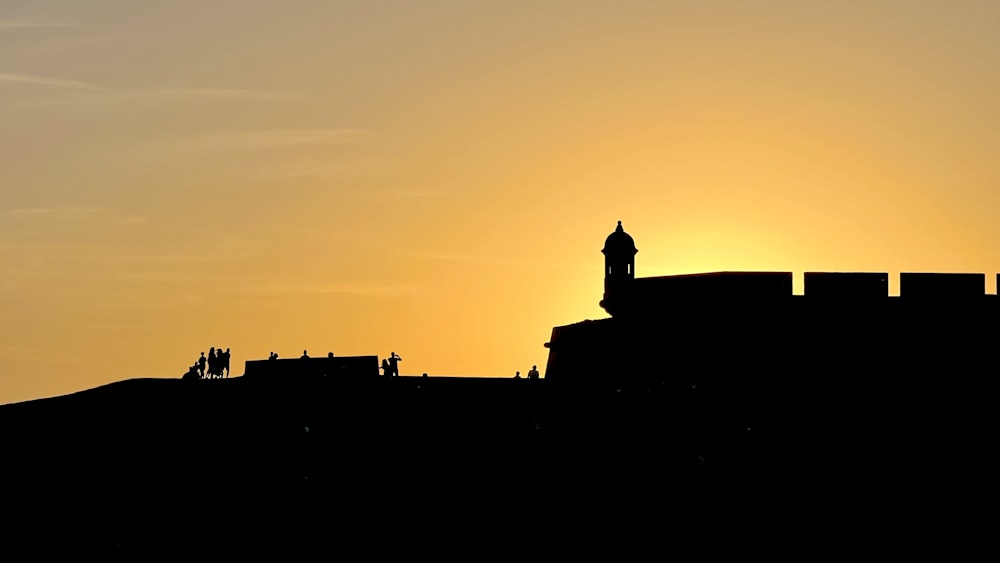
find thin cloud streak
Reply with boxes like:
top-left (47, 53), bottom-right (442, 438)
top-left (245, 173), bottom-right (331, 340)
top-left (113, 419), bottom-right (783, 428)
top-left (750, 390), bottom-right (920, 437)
top-left (371, 189), bottom-right (453, 201)
top-left (172, 129), bottom-right (371, 152)
top-left (5, 206), bottom-right (108, 216)
top-left (0, 241), bottom-right (95, 253)
top-left (394, 190), bottom-right (451, 198)
top-left (164, 224), bottom-right (252, 245)
top-left (88, 271), bottom-right (241, 285)
top-left (245, 283), bottom-right (419, 299)
top-left (1, 209), bottom-right (253, 260)
top-left (134, 88), bottom-right (300, 102)
top-left (0, 21), bottom-right (78, 29)
top-left (0, 260), bottom-right (243, 287)
top-left (1, 206), bottom-right (147, 229)
top-left (91, 254), bottom-right (244, 265)
top-left (2, 73), bottom-right (298, 103)
top-left (409, 252), bottom-right (592, 272)
top-left (0, 72), bottom-right (96, 89)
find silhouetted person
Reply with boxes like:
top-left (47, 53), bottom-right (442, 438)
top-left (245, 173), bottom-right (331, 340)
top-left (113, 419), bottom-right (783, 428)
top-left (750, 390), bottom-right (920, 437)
top-left (514, 371), bottom-right (521, 379)
top-left (328, 352), bottom-right (334, 358)
top-left (381, 358), bottom-right (391, 377)
top-left (527, 365), bottom-right (540, 380)
top-left (269, 352), bottom-right (277, 360)
top-left (197, 352), bottom-right (207, 378)
top-left (183, 363), bottom-right (199, 380)
top-left (207, 348), bottom-right (217, 379)
top-left (222, 348), bottom-right (231, 378)
top-left (213, 346), bottom-right (224, 378)
top-left (301, 350), bottom-right (310, 359)
top-left (388, 352), bottom-right (402, 377)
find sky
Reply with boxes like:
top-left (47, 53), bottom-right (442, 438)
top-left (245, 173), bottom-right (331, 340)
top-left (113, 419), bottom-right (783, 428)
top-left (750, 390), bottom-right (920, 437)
top-left (2, 0), bottom-right (1000, 404)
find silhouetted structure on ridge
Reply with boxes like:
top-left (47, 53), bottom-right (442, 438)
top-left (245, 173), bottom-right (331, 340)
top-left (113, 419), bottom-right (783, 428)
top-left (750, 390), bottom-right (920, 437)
top-left (9, 222), bottom-right (998, 554)
top-left (245, 354), bottom-right (379, 380)
top-left (544, 221), bottom-right (1000, 385)
top-left (240, 349), bottom-right (406, 380)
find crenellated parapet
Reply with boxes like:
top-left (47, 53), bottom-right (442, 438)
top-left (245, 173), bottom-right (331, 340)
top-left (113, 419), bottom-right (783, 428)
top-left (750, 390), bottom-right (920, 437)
top-left (598, 222), bottom-right (997, 315)
top-left (553, 222), bottom-right (1000, 383)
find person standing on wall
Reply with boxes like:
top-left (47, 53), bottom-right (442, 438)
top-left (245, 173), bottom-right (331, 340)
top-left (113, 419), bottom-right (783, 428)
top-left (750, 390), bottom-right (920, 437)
top-left (388, 352), bottom-right (402, 377)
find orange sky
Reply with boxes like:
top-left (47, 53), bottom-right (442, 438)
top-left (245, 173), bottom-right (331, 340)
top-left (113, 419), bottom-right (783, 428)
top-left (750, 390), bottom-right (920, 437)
top-left (2, 1), bottom-right (999, 404)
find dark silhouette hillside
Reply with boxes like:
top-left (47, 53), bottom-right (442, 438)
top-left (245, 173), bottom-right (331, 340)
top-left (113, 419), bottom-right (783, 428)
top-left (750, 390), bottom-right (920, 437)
top-left (2, 365), bottom-right (993, 554)
top-left (0, 373), bottom-right (707, 552)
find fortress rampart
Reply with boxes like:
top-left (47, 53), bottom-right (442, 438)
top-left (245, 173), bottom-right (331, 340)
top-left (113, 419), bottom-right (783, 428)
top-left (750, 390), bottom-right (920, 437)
top-left (548, 222), bottom-right (1000, 384)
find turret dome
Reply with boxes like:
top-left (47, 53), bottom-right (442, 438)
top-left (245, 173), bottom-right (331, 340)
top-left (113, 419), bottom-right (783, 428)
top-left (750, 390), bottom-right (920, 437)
top-left (602, 221), bottom-right (637, 256)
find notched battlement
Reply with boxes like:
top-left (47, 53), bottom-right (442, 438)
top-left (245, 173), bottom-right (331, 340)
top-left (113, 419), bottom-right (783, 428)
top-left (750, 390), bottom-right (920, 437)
top-left (626, 271), bottom-right (993, 304)
top-left (803, 272), bottom-right (888, 299)
top-left (898, 272), bottom-right (986, 298)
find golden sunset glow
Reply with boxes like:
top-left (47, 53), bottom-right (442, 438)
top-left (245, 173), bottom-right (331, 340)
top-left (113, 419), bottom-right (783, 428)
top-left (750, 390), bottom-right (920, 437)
top-left (2, 1), bottom-right (999, 403)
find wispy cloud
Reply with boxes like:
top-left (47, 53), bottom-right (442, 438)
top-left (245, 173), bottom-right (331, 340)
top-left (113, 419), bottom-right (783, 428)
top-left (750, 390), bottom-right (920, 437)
top-left (131, 88), bottom-right (299, 102)
top-left (90, 271), bottom-right (241, 284)
top-left (1, 207), bottom-right (251, 255)
top-left (2, 73), bottom-right (298, 103)
top-left (377, 189), bottom-right (452, 200)
top-left (172, 129), bottom-right (370, 152)
top-left (154, 224), bottom-right (253, 251)
top-left (1, 206), bottom-right (155, 232)
top-left (361, 188), bottom-right (457, 206)
top-left (4, 205), bottom-right (108, 217)
top-left (408, 252), bottom-right (591, 271)
top-left (0, 71), bottom-right (96, 89)
top-left (245, 282), bottom-right (419, 299)
top-left (0, 241), bottom-right (95, 254)
top-left (92, 254), bottom-right (237, 265)
top-left (0, 21), bottom-right (77, 30)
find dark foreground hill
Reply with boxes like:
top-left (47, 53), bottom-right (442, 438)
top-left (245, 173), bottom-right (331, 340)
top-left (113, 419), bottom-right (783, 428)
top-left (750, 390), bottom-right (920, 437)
top-left (0, 372), bottom-right (994, 554)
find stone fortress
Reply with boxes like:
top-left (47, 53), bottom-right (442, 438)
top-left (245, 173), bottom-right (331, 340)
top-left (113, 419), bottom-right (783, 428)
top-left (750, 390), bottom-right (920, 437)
top-left (544, 221), bottom-right (1000, 385)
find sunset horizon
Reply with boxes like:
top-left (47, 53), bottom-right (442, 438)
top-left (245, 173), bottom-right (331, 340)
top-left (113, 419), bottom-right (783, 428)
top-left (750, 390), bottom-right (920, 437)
top-left (4, 1), bottom-right (1000, 405)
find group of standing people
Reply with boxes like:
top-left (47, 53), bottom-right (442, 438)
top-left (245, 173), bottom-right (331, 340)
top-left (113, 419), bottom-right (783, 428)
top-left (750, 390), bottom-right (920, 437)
top-left (183, 347), bottom-right (231, 380)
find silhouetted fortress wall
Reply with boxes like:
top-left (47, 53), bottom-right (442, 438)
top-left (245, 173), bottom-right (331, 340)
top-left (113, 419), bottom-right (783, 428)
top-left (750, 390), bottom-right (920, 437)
top-left (604, 271), bottom-right (992, 314)
top-left (545, 270), bottom-right (1000, 385)
top-left (543, 267), bottom-right (1000, 478)
top-left (244, 356), bottom-right (380, 380)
